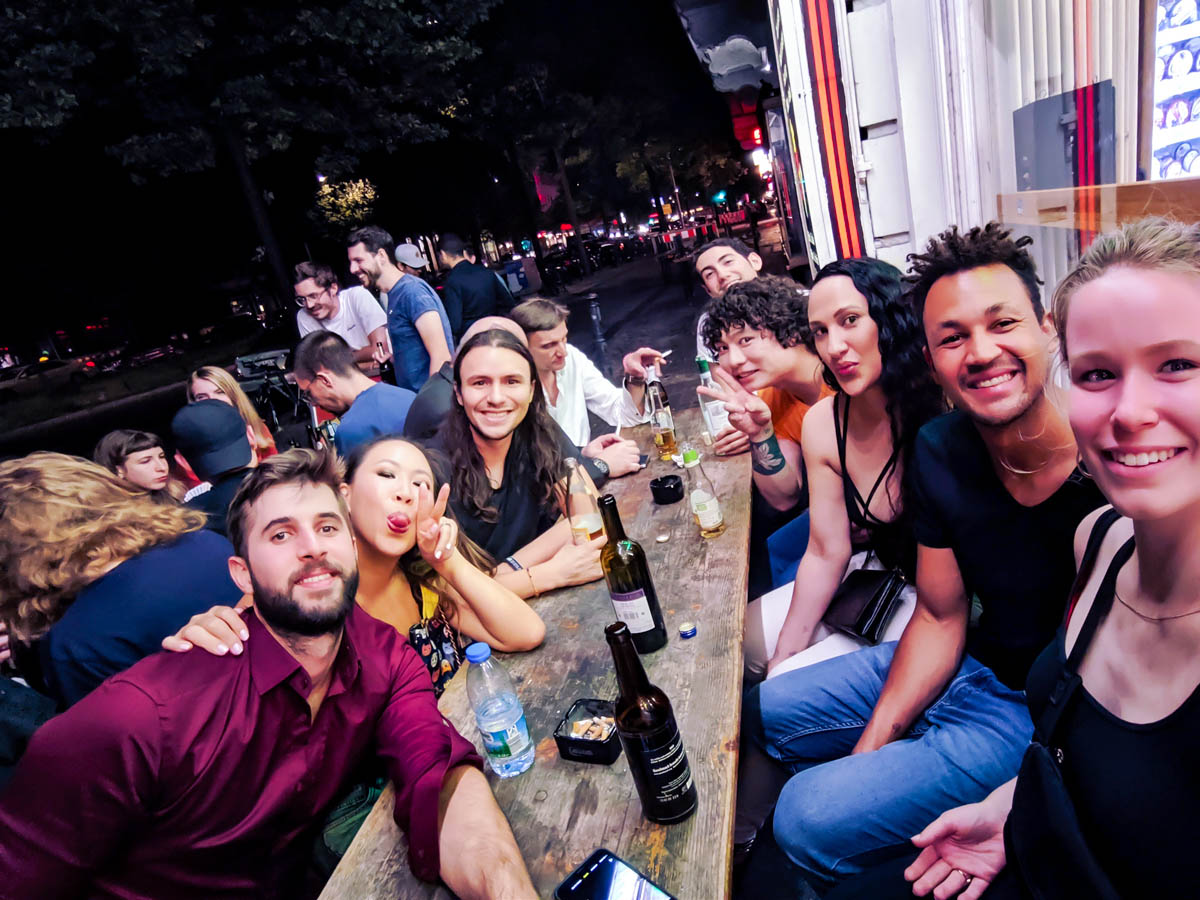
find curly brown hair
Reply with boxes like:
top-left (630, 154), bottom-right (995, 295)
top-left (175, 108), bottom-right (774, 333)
top-left (701, 274), bottom-right (811, 354)
top-left (0, 453), bottom-right (207, 641)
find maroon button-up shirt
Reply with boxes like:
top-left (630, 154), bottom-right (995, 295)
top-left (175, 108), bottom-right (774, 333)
top-left (0, 603), bottom-right (482, 898)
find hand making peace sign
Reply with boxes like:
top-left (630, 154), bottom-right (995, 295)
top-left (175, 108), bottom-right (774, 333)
top-left (416, 482), bottom-right (458, 566)
top-left (696, 364), bottom-right (774, 442)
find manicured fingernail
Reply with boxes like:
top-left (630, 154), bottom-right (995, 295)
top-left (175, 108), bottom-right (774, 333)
top-left (216, 644), bottom-right (228, 655)
top-left (231, 643), bottom-right (243, 655)
top-left (240, 629), bottom-right (249, 640)
top-left (434, 550), bottom-right (442, 559)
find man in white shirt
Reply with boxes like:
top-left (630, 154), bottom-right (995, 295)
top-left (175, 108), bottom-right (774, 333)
top-left (293, 261), bottom-right (391, 368)
top-left (511, 297), bottom-right (656, 479)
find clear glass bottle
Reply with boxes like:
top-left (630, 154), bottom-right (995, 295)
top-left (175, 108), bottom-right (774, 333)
top-left (465, 642), bottom-right (534, 778)
top-left (695, 356), bottom-right (730, 436)
top-left (564, 457), bottom-right (604, 543)
top-left (646, 364), bottom-right (677, 461)
top-left (682, 446), bottom-right (725, 538)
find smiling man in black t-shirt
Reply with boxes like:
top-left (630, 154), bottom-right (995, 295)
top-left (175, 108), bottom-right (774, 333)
top-left (742, 224), bottom-right (1105, 893)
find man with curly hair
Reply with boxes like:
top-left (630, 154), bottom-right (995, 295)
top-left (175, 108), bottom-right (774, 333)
top-left (740, 224), bottom-right (1106, 895)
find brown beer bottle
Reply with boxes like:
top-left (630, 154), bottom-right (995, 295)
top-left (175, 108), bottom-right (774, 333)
top-left (598, 494), bottom-right (667, 653)
top-left (605, 622), bottom-right (698, 824)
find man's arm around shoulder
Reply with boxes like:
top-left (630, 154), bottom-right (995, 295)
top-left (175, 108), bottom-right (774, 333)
top-left (852, 543), bottom-right (969, 754)
top-left (0, 679), bottom-right (160, 896)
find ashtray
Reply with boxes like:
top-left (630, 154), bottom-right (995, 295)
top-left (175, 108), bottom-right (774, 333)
top-left (554, 698), bottom-right (623, 765)
top-left (650, 474), bottom-right (684, 504)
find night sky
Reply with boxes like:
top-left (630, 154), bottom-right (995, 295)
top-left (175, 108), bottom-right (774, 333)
top-left (3, 0), bottom-right (737, 356)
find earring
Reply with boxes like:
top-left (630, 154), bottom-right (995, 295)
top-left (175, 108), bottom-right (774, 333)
top-left (1076, 452), bottom-right (1089, 477)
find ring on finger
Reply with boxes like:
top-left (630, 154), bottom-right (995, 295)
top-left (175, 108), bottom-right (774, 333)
top-left (955, 869), bottom-right (973, 887)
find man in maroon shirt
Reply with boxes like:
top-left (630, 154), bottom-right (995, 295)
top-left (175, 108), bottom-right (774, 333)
top-left (0, 449), bottom-right (535, 899)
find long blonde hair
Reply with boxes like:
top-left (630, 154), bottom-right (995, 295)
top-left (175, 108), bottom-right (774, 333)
top-left (188, 366), bottom-right (274, 455)
top-left (1052, 217), bottom-right (1200, 363)
top-left (0, 453), bottom-right (207, 641)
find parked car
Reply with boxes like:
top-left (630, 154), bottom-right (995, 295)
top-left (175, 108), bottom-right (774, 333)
top-left (0, 358), bottom-right (97, 403)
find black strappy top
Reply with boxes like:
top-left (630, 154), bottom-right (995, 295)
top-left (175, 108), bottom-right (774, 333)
top-left (833, 394), bottom-right (915, 580)
top-left (1023, 514), bottom-right (1200, 898)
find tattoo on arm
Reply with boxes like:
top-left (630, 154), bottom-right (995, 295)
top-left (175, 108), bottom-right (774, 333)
top-left (750, 430), bottom-right (787, 475)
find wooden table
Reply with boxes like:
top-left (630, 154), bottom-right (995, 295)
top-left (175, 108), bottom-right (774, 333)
top-left (320, 409), bottom-right (752, 899)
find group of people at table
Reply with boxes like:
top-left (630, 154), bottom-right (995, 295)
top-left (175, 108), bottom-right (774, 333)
top-left (0, 215), bottom-right (1196, 900)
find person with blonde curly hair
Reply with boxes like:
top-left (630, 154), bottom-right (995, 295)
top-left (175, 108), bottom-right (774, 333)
top-left (188, 365), bottom-right (277, 461)
top-left (0, 452), bottom-right (241, 707)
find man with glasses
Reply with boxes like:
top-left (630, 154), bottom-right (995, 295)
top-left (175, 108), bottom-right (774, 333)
top-left (293, 261), bottom-right (391, 369)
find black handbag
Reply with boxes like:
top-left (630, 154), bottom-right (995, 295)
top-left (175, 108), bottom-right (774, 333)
top-left (823, 555), bottom-right (906, 645)
top-left (1006, 508), bottom-right (1124, 900)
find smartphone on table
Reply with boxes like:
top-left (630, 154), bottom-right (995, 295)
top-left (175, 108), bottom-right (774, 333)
top-left (554, 848), bottom-right (677, 900)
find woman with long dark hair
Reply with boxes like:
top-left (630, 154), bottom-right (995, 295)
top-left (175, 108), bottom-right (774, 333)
top-left (733, 257), bottom-right (944, 855)
top-left (430, 327), bottom-right (606, 599)
top-left (742, 257), bottom-right (945, 681)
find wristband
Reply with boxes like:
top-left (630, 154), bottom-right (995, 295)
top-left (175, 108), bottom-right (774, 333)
top-left (505, 556), bottom-right (523, 571)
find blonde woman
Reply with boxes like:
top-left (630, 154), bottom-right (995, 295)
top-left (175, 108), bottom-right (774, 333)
top-left (188, 366), bottom-right (277, 461)
top-left (0, 453), bottom-right (241, 707)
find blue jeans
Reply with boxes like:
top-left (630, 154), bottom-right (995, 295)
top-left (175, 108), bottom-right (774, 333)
top-left (766, 510), bottom-right (810, 588)
top-left (745, 643), bottom-right (1032, 892)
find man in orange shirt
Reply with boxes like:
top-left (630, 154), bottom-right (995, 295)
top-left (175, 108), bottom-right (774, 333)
top-left (700, 276), bottom-right (831, 586)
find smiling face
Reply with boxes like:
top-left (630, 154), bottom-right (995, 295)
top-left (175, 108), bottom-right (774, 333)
top-left (923, 263), bottom-right (1054, 428)
top-left (117, 446), bottom-right (170, 492)
top-left (189, 376), bottom-right (233, 406)
top-left (695, 245), bottom-right (763, 298)
top-left (711, 325), bottom-right (793, 392)
top-left (807, 275), bottom-right (883, 395)
top-left (1067, 266), bottom-right (1200, 521)
top-left (232, 480), bottom-right (358, 637)
top-left (527, 322), bottom-right (569, 374)
top-left (342, 440), bottom-right (434, 558)
top-left (294, 277), bottom-right (339, 321)
top-left (455, 345), bottom-right (536, 443)
top-left (347, 242), bottom-right (386, 291)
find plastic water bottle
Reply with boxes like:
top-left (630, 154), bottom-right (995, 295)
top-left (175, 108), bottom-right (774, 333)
top-left (465, 642), bottom-right (535, 778)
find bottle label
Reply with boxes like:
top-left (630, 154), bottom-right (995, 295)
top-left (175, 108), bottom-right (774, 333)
top-left (653, 409), bottom-right (674, 430)
top-left (610, 588), bottom-right (655, 634)
top-left (622, 719), bottom-right (695, 808)
top-left (691, 493), bottom-right (723, 528)
top-left (480, 714), bottom-right (531, 760)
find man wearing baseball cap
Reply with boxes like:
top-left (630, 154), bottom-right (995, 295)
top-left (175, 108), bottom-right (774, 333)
top-left (395, 242), bottom-right (430, 275)
top-left (172, 400), bottom-right (258, 537)
top-left (438, 232), bottom-right (515, 345)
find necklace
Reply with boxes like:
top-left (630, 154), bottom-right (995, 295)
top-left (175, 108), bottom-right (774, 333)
top-left (1114, 587), bottom-right (1200, 622)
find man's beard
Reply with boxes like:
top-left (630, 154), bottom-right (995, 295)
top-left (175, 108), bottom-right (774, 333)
top-left (251, 564), bottom-right (359, 638)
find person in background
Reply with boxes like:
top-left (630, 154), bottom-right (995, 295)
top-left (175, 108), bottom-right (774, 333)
top-left (93, 429), bottom-right (183, 503)
top-left (430, 328), bottom-right (606, 600)
top-left (510, 297), bottom-right (649, 479)
top-left (172, 400), bottom-right (259, 538)
top-left (0, 453), bottom-right (239, 708)
top-left (831, 217), bottom-right (1200, 900)
top-left (439, 232), bottom-right (515, 343)
top-left (188, 365), bottom-right (277, 463)
top-left (699, 275), bottom-right (830, 586)
top-left (348, 224), bottom-right (453, 393)
top-left (291, 331), bottom-right (416, 459)
top-left (0, 449), bottom-right (537, 898)
top-left (293, 260), bottom-right (391, 369)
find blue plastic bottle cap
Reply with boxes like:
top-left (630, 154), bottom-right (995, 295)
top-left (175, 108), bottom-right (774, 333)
top-left (679, 622), bottom-right (697, 639)
top-left (465, 642), bottom-right (492, 664)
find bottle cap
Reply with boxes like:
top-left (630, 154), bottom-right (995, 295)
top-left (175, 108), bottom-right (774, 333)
top-left (465, 642), bottom-right (492, 664)
top-left (682, 447), bottom-right (699, 466)
top-left (679, 622), bottom-right (697, 639)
